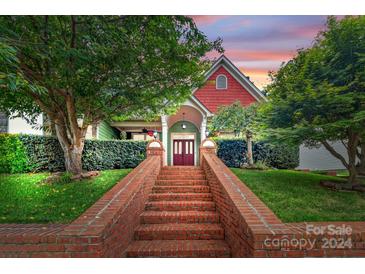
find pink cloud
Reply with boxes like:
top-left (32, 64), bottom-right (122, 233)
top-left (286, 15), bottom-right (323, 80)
top-left (226, 49), bottom-right (296, 62)
top-left (223, 19), bottom-right (251, 32)
top-left (190, 16), bottom-right (229, 26)
top-left (287, 24), bottom-right (325, 39)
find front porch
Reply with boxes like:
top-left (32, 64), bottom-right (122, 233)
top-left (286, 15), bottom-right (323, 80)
top-left (111, 97), bottom-right (213, 166)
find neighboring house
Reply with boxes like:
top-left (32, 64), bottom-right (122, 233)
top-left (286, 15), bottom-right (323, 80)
top-left (0, 113), bottom-right (119, 140)
top-left (0, 55), bottom-right (347, 169)
top-left (298, 142), bottom-right (348, 170)
top-left (0, 113), bottom-right (43, 135)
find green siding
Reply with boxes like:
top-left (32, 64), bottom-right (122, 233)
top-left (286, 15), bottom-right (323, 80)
top-left (98, 121), bottom-right (119, 140)
top-left (167, 121), bottom-right (200, 166)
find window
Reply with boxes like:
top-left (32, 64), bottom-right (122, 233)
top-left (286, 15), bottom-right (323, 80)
top-left (216, 74), bottom-right (227, 89)
top-left (0, 112), bottom-right (8, 133)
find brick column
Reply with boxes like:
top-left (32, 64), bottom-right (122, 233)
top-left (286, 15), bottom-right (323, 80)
top-left (199, 138), bottom-right (217, 165)
top-left (146, 140), bottom-right (165, 165)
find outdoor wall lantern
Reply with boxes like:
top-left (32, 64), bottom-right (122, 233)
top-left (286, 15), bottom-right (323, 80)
top-left (181, 112), bottom-right (187, 130)
top-left (205, 129), bottom-right (209, 137)
top-left (153, 130), bottom-right (158, 139)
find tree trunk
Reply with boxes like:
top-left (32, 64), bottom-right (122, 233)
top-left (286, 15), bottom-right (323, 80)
top-left (357, 143), bottom-right (365, 175)
top-left (54, 121), bottom-right (86, 176)
top-left (63, 144), bottom-right (84, 175)
top-left (348, 164), bottom-right (358, 187)
top-left (345, 131), bottom-right (360, 187)
top-left (246, 131), bottom-right (254, 166)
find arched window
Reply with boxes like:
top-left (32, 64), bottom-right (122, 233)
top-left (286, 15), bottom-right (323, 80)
top-left (216, 74), bottom-right (227, 89)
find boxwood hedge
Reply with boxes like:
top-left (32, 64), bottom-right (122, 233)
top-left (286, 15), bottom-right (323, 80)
top-left (0, 134), bottom-right (147, 173)
top-left (215, 139), bottom-right (299, 169)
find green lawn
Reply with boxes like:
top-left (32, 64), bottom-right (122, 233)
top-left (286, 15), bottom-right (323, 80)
top-left (0, 169), bottom-right (131, 224)
top-left (231, 168), bottom-right (365, 223)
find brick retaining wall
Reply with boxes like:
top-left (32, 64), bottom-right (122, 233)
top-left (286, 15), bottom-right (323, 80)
top-left (0, 139), bottom-right (364, 258)
top-left (200, 144), bottom-right (365, 258)
top-left (0, 148), bottom-right (162, 257)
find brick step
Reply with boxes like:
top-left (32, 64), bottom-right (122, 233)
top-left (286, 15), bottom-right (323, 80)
top-left (159, 170), bottom-right (205, 176)
top-left (140, 211), bottom-right (219, 224)
top-left (126, 240), bottom-right (230, 257)
top-left (155, 180), bottom-right (208, 186)
top-left (149, 193), bottom-right (213, 201)
top-left (152, 185), bottom-right (210, 193)
top-left (134, 223), bottom-right (224, 240)
top-left (145, 201), bottom-right (216, 211)
top-left (158, 174), bottom-right (206, 180)
top-left (162, 166), bottom-right (202, 171)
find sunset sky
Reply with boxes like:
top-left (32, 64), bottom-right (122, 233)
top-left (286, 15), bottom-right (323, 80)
top-left (191, 16), bottom-right (330, 89)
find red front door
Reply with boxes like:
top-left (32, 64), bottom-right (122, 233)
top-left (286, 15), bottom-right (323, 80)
top-left (173, 139), bottom-right (194, 166)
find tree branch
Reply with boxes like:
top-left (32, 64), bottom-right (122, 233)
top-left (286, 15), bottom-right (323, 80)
top-left (64, 92), bottom-right (81, 144)
top-left (321, 140), bottom-right (349, 169)
top-left (70, 16), bottom-right (77, 49)
top-left (341, 139), bottom-right (348, 150)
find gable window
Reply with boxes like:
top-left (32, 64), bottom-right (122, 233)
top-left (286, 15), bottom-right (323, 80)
top-left (216, 74), bottom-right (227, 90)
top-left (0, 112), bottom-right (8, 133)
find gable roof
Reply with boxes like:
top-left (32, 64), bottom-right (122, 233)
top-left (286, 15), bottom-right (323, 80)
top-left (193, 55), bottom-right (267, 102)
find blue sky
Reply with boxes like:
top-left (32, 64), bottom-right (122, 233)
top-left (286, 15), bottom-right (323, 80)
top-left (191, 16), bottom-right (330, 88)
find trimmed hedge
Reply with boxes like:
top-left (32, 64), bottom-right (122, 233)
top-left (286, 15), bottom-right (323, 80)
top-left (215, 139), bottom-right (299, 169)
top-left (0, 134), bottom-right (298, 173)
top-left (82, 139), bottom-right (147, 171)
top-left (0, 134), bottom-right (147, 173)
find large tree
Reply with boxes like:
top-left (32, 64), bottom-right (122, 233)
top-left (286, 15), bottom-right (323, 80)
top-left (210, 101), bottom-right (259, 166)
top-left (0, 16), bottom-right (222, 176)
top-left (262, 16), bottom-right (365, 188)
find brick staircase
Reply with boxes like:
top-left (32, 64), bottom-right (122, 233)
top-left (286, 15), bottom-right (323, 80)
top-left (126, 166), bottom-right (231, 257)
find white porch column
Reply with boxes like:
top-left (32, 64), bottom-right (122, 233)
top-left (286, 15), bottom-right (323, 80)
top-left (200, 116), bottom-right (207, 143)
top-left (161, 115), bottom-right (168, 166)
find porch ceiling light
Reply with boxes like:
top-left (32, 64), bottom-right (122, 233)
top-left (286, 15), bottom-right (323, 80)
top-left (181, 112), bottom-right (187, 130)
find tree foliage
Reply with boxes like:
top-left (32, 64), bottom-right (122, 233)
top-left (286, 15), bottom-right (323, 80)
top-left (0, 16), bottom-right (223, 175)
top-left (263, 16), bottom-right (365, 187)
top-left (210, 101), bottom-right (259, 165)
top-left (210, 101), bottom-right (258, 137)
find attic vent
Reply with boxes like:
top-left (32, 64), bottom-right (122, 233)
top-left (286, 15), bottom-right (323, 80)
top-left (216, 74), bottom-right (227, 90)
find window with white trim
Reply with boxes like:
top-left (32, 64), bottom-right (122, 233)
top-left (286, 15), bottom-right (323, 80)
top-left (216, 74), bottom-right (227, 89)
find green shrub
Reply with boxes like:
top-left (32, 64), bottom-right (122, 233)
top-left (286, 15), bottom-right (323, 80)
top-left (0, 134), bottom-right (29, 173)
top-left (1, 134), bottom-right (147, 173)
top-left (82, 139), bottom-right (147, 170)
top-left (241, 160), bottom-right (270, 170)
top-left (215, 139), bottom-right (299, 169)
top-left (19, 135), bottom-right (65, 172)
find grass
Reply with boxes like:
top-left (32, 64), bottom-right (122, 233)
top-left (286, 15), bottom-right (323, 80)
top-left (0, 169), bottom-right (131, 224)
top-left (231, 168), bottom-right (365, 223)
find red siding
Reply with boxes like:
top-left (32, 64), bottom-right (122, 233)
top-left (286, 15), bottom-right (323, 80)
top-left (194, 66), bottom-right (257, 113)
